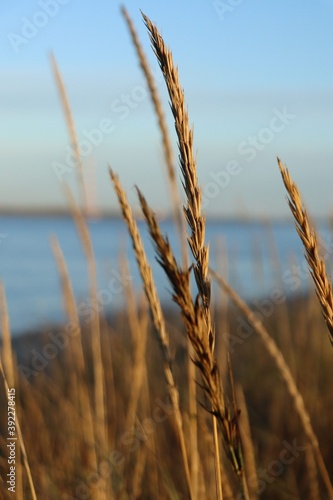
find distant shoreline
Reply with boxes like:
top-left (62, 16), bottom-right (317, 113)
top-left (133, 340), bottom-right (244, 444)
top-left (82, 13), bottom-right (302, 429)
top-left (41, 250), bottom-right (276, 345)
top-left (0, 207), bottom-right (327, 224)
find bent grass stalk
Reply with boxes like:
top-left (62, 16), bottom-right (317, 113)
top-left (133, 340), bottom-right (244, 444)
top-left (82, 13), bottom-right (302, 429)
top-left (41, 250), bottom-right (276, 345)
top-left (109, 168), bottom-right (193, 499)
top-left (210, 269), bottom-right (333, 499)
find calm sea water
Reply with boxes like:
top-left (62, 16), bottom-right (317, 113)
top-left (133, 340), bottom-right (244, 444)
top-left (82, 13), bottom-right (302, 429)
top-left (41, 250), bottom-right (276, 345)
top-left (0, 216), bottom-right (331, 336)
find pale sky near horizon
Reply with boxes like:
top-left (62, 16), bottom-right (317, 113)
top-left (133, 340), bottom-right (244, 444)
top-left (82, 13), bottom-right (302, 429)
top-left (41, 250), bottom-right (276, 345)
top-left (0, 0), bottom-right (332, 218)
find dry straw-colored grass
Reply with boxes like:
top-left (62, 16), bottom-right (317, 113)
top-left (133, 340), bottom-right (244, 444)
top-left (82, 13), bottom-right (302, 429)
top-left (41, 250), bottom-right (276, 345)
top-left (0, 289), bottom-right (37, 500)
top-left (140, 13), bottom-right (254, 499)
top-left (211, 269), bottom-right (333, 498)
top-left (50, 53), bottom-right (87, 212)
top-left (119, 12), bottom-right (200, 496)
top-left (136, 187), bottom-right (249, 497)
top-left (278, 157), bottom-right (333, 347)
top-left (109, 168), bottom-right (193, 498)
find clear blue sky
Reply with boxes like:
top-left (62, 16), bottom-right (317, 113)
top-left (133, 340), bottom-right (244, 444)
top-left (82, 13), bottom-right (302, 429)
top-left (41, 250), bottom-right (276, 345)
top-left (0, 0), bottom-right (332, 218)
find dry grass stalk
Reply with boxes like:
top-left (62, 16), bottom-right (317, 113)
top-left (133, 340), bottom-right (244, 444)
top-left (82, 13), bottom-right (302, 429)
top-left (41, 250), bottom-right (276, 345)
top-left (121, 263), bottom-right (153, 494)
top-left (141, 13), bottom-right (250, 497)
top-left (305, 447), bottom-right (320, 500)
top-left (212, 414), bottom-right (223, 500)
top-left (121, 6), bottom-right (186, 260)
top-left (0, 286), bottom-right (26, 500)
top-left (15, 439), bottom-right (24, 500)
top-left (0, 312), bottom-right (37, 500)
top-left (188, 339), bottom-right (199, 500)
top-left (131, 440), bottom-right (148, 498)
top-left (264, 224), bottom-right (296, 371)
top-left (235, 385), bottom-right (259, 500)
top-left (0, 362), bottom-right (37, 500)
top-left (50, 53), bottom-right (87, 212)
top-left (121, 13), bottom-right (198, 488)
top-left (61, 184), bottom-right (108, 499)
top-left (278, 158), bottom-right (333, 347)
top-left (50, 236), bottom-right (99, 475)
top-left (137, 188), bottom-right (249, 498)
top-left (211, 269), bottom-right (333, 499)
top-left (109, 168), bottom-right (193, 498)
top-left (139, 334), bottom-right (160, 496)
top-left (0, 283), bottom-right (15, 388)
top-left (122, 265), bottom-right (148, 434)
top-left (51, 52), bottom-right (108, 495)
top-left (122, 7), bottom-right (174, 178)
top-left (141, 13), bottom-right (211, 322)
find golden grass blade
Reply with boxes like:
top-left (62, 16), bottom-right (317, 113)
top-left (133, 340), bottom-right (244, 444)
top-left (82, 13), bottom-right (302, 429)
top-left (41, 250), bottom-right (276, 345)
top-left (0, 286), bottom-right (28, 498)
top-left (121, 7), bottom-right (186, 260)
top-left (140, 14), bottom-right (250, 497)
top-left (278, 157), bottom-right (333, 347)
top-left (122, 258), bottom-right (148, 433)
top-left (15, 440), bottom-right (24, 500)
top-left (141, 12), bottom-right (210, 317)
top-left (121, 6), bottom-right (175, 189)
top-left (61, 184), bottom-right (108, 499)
top-left (120, 17), bottom-right (198, 487)
top-left (139, 334), bottom-right (160, 496)
top-left (136, 187), bottom-right (250, 499)
top-left (211, 269), bottom-right (333, 499)
top-left (235, 385), bottom-right (259, 500)
top-left (188, 340), bottom-right (199, 500)
top-left (0, 282), bottom-right (15, 388)
top-left (0, 351), bottom-right (37, 500)
top-left (109, 168), bottom-right (193, 499)
top-left (305, 446), bottom-right (320, 500)
top-left (50, 236), bottom-right (99, 473)
top-left (50, 236), bottom-right (80, 332)
top-left (0, 364), bottom-right (37, 500)
top-left (50, 53), bottom-right (87, 212)
top-left (212, 415), bottom-right (223, 500)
